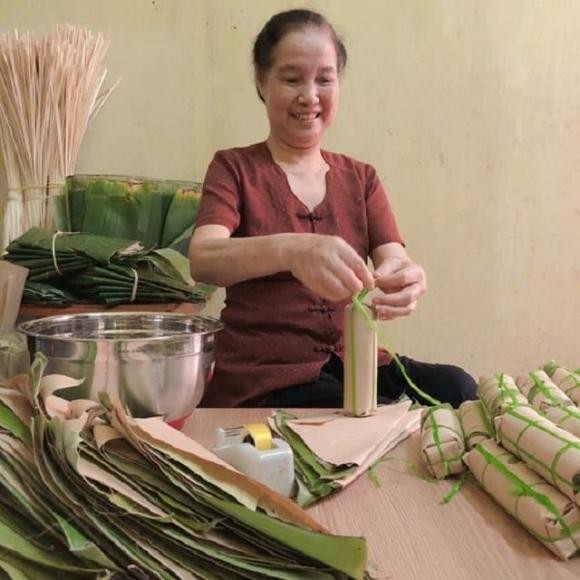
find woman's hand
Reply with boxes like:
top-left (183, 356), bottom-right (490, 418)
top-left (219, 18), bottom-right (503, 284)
top-left (371, 256), bottom-right (427, 320)
top-left (289, 234), bottom-right (375, 301)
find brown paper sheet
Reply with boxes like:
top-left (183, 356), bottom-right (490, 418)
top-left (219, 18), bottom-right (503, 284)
top-left (285, 401), bottom-right (413, 466)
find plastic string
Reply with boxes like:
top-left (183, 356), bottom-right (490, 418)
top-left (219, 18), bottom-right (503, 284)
top-left (50, 230), bottom-right (80, 275)
top-left (442, 472), bottom-right (469, 504)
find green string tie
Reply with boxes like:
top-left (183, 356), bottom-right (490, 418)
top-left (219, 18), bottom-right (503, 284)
top-left (352, 289), bottom-right (442, 407)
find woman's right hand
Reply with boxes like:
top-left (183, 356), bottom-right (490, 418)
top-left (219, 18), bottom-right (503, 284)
top-left (288, 234), bottom-right (375, 301)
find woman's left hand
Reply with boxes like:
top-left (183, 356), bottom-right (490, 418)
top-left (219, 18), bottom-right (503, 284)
top-left (371, 257), bottom-right (427, 320)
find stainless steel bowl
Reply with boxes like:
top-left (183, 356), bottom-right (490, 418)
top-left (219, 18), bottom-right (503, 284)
top-left (19, 312), bottom-right (223, 422)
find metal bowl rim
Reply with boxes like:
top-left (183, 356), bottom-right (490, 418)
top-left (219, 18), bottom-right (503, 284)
top-left (18, 312), bottom-right (224, 343)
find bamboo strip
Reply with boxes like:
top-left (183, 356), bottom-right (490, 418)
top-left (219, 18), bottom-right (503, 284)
top-left (0, 25), bottom-right (116, 246)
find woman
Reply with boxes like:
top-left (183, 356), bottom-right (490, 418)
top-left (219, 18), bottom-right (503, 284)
top-left (190, 9), bottom-right (476, 408)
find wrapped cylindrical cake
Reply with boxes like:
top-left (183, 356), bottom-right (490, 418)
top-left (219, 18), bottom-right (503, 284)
top-left (495, 405), bottom-right (580, 506)
top-left (543, 405), bottom-right (580, 438)
top-left (464, 439), bottom-right (580, 560)
top-left (458, 400), bottom-right (493, 449)
top-left (477, 373), bottom-right (529, 420)
top-left (420, 405), bottom-right (466, 479)
top-left (515, 370), bottom-right (573, 412)
top-left (544, 364), bottom-right (580, 406)
top-left (343, 303), bottom-right (377, 417)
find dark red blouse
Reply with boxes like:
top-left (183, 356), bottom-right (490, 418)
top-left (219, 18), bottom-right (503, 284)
top-left (196, 142), bottom-right (403, 407)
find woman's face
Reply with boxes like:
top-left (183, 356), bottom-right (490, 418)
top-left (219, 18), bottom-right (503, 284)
top-left (257, 27), bottom-right (340, 151)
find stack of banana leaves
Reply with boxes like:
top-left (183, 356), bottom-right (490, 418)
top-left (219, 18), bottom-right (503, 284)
top-left (54, 175), bottom-right (203, 256)
top-left (271, 410), bottom-right (355, 507)
top-left (3, 228), bottom-right (211, 306)
top-left (0, 354), bottom-right (369, 579)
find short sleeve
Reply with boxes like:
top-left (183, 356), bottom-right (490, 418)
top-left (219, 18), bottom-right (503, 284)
top-left (195, 151), bottom-right (241, 233)
top-left (365, 165), bottom-right (404, 250)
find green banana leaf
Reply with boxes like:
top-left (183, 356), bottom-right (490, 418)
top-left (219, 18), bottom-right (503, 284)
top-left (59, 175), bottom-right (202, 254)
top-left (272, 411), bottom-right (354, 507)
top-left (0, 355), bottom-right (370, 579)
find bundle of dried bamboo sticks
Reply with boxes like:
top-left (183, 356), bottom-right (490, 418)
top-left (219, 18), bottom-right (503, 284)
top-left (0, 24), bottom-right (117, 249)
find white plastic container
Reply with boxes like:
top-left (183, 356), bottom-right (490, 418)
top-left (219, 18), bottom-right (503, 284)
top-left (212, 425), bottom-right (295, 497)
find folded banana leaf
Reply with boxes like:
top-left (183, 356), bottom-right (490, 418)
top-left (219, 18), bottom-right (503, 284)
top-left (58, 175), bottom-right (202, 253)
top-left (3, 228), bottom-right (146, 281)
top-left (67, 250), bottom-right (210, 306)
top-left (0, 355), bottom-right (369, 578)
top-left (4, 229), bottom-right (213, 306)
top-left (22, 281), bottom-right (79, 305)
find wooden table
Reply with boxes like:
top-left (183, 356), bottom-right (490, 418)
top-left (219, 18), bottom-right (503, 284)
top-left (183, 409), bottom-right (580, 580)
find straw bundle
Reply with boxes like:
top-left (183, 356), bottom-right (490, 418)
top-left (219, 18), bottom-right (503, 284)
top-left (0, 24), bottom-right (117, 248)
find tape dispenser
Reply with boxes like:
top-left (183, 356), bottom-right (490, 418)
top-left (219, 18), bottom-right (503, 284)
top-left (212, 423), bottom-right (295, 497)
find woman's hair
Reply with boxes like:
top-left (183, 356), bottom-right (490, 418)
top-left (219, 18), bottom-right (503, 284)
top-left (252, 9), bottom-right (347, 101)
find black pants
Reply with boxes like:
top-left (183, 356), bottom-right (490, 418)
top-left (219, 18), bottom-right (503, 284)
top-left (248, 354), bottom-right (477, 409)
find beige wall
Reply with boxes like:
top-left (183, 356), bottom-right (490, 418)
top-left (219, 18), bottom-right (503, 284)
top-left (1, 0), bottom-right (579, 378)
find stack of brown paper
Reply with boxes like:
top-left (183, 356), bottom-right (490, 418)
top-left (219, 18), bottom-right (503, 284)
top-left (548, 367), bottom-right (580, 406)
top-left (0, 260), bottom-right (28, 335)
top-left (280, 401), bottom-right (422, 487)
top-left (515, 370), bottom-right (573, 411)
top-left (343, 303), bottom-right (377, 417)
top-left (543, 405), bottom-right (580, 438)
top-left (478, 373), bottom-right (529, 419)
top-left (464, 439), bottom-right (580, 560)
top-left (458, 400), bottom-right (493, 449)
top-left (420, 405), bottom-right (465, 479)
top-left (494, 405), bottom-right (580, 506)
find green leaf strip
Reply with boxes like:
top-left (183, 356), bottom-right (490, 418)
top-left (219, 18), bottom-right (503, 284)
top-left (352, 290), bottom-right (442, 407)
